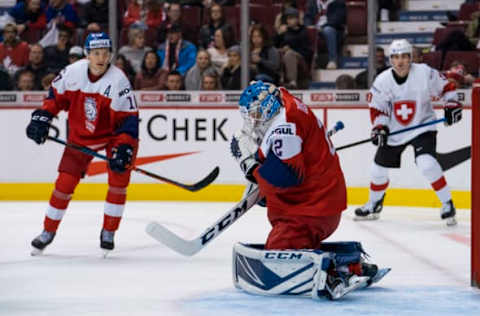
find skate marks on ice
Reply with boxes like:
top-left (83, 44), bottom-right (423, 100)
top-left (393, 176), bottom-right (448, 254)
top-left (181, 286), bottom-right (480, 316)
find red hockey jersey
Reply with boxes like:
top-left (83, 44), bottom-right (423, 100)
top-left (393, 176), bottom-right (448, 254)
top-left (42, 59), bottom-right (138, 148)
top-left (253, 88), bottom-right (347, 217)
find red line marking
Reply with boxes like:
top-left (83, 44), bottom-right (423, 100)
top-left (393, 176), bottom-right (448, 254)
top-left (443, 233), bottom-right (470, 245)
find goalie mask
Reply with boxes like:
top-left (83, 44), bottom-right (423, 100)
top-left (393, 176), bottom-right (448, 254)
top-left (239, 80), bottom-right (282, 135)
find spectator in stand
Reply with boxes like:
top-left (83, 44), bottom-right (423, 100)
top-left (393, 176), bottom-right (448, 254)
top-left (435, 29), bottom-right (476, 69)
top-left (84, 0), bottom-right (109, 31)
top-left (335, 74), bottom-right (356, 89)
top-left (0, 65), bottom-right (13, 90)
top-left (207, 25), bottom-right (236, 74)
top-left (412, 46), bottom-right (423, 64)
top-left (43, 24), bottom-right (72, 74)
top-left (157, 23), bottom-right (197, 76)
top-left (157, 3), bottom-right (196, 46)
top-left (134, 50), bottom-right (168, 90)
top-left (221, 44), bottom-right (241, 90)
top-left (15, 43), bottom-right (48, 90)
top-left (199, 3), bottom-right (230, 49)
top-left (179, 0), bottom-right (235, 7)
top-left (123, 0), bottom-right (165, 30)
top-left (355, 46), bottom-right (389, 89)
top-left (249, 24), bottom-right (281, 84)
top-left (201, 69), bottom-right (221, 90)
top-left (115, 54), bottom-right (136, 86)
top-left (304, 0), bottom-right (346, 70)
top-left (378, 0), bottom-right (400, 22)
top-left (274, 0), bottom-right (304, 36)
top-left (119, 27), bottom-right (152, 74)
top-left (46, 0), bottom-right (79, 29)
top-left (274, 7), bottom-right (312, 89)
top-left (41, 73), bottom-right (56, 90)
top-left (185, 49), bottom-right (216, 90)
top-left (68, 46), bottom-right (83, 64)
top-left (0, 23), bottom-right (30, 76)
top-left (165, 70), bottom-right (184, 90)
top-left (6, 0), bottom-right (47, 36)
top-left (16, 69), bottom-right (35, 91)
top-left (445, 60), bottom-right (475, 88)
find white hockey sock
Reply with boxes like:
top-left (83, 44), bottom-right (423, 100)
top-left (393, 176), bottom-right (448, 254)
top-left (368, 163), bottom-right (389, 203)
top-left (416, 154), bottom-right (452, 204)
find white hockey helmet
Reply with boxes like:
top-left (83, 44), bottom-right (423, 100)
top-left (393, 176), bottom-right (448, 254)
top-left (388, 39), bottom-right (412, 58)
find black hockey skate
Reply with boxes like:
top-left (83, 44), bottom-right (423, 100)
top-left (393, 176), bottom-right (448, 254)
top-left (31, 230), bottom-right (56, 256)
top-left (100, 229), bottom-right (115, 257)
top-left (354, 194), bottom-right (385, 221)
top-left (324, 270), bottom-right (369, 300)
top-left (440, 200), bottom-right (457, 226)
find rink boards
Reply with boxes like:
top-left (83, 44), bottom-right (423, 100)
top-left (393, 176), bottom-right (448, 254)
top-left (0, 90), bottom-right (472, 207)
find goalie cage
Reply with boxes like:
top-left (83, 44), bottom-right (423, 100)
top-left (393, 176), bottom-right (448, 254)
top-left (472, 82), bottom-right (480, 288)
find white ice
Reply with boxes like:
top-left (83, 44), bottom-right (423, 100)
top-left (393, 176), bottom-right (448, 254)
top-left (1, 201), bottom-right (478, 316)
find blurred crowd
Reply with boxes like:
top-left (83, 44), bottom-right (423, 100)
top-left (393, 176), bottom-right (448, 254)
top-left (0, 0), bottom-right (478, 92)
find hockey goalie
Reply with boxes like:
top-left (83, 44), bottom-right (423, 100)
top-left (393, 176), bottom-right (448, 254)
top-left (230, 81), bottom-right (389, 300)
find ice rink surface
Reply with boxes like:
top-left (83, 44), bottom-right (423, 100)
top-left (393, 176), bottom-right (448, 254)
top-left (1, 200), bottom-right (478, 316)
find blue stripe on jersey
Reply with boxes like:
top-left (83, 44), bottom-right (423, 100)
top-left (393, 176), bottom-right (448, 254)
top-left (258, 151), bottom-right (302, 188)
top-left (116, 115), bottom-right (139, 139)
top-left (47, 87), bottom-right (55, 99)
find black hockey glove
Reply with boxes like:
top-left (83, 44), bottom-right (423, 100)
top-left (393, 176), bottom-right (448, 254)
top-left (26, 109), bottom-right (53, 145)
top-left (371, 125), bottom-right (389, 147)
top-left (444, 101), bottom-right (462, 126)
top-left (109, 144), bottom-right (134, 173)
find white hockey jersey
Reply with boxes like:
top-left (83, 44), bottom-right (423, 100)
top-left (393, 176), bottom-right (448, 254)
top-left (368, 63), bottom-right (457, 146)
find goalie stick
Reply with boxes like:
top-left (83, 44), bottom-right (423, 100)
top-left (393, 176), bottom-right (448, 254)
top-left (47, 136), bottom-right (219, 192)
top-left (146, 124), bottom-right (345, 255)
top-left (146, 186), bottom-right (261, 256)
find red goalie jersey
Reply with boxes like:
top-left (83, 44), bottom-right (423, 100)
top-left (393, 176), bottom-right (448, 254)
top-left (42, 59), bottom-right (139, 149)
top-left (253, 88), bottom-right (347, 217)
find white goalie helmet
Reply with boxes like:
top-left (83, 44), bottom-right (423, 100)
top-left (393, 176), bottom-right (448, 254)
top-left (388, 39), bottom-right (412, 58)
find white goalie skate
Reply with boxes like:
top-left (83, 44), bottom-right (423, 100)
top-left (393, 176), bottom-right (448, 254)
top-left (441, 200), bottom-right (457, 227)
top-left (354, 194), bottom-right (385, 221)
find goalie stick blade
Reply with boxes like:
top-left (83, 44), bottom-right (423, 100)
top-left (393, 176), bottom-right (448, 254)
top-left (146, 187), bottom-right (261, 256)
top-left (146, 222), bottom-right (201, 256)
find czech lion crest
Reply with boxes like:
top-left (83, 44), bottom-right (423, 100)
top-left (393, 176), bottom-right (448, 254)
top-left (84, 97), bottom-right (97, 122)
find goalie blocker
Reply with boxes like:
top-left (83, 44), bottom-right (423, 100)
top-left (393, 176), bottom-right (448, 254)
top-left (232, 242), bottom-right (390, 300)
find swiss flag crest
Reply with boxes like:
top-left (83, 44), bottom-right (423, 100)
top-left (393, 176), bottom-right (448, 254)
top-left (393, 100), bottom-right (416, 125)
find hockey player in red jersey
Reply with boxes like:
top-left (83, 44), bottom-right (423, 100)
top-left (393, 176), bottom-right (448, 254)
top-left (26, 32), bottom-right (139, 255)
top-left (231, 80), bottom-right (347, 250)
top-left (230, 81), bottom-right (388, 299)
top-left (355, 39), bottom-right (462, 225)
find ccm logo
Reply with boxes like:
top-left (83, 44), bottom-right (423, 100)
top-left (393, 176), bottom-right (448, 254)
top-left (199, 94), bottom-right (223, 102)
top-left (141, 94), bottom-right (164, 102)
top-left (264, 252), bottom-right (303, 260)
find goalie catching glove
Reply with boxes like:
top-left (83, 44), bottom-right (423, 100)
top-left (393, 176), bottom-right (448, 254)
top-left (444, 101), bottom-right (462, 126)
top-left (230, 130), bottom-right (259, 183)
top-left (109, 144), bottom-right (134, 173)
top-left (26, 109), bottom-right (54, 145)
top-left (371, 125), bottom-right (389, 147)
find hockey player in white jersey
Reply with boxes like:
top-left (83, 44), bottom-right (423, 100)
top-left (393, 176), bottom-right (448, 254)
top-left (355, 39), bottom-right (462, 225)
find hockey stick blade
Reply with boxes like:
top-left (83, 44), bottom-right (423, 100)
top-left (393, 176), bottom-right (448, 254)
top-left (47, 136), bottom-right (219, 192)
top-left (146, 187), bottom-right (261, 256)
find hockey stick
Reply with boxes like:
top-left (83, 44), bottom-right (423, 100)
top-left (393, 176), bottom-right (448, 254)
top-left (335, 118), bottom-right (445, 151)
top-left (47, 136), bottom-right (219, 192)
top-left (145, 124), bottom-right (347, 255)
top-left (146, 186), bottom-right (261, 256)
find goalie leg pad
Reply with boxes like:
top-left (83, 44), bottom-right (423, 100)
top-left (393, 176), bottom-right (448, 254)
top-left (319, 241), bottom-right (365, 266)
top-left (232, 243), bottom-right (333, 298)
